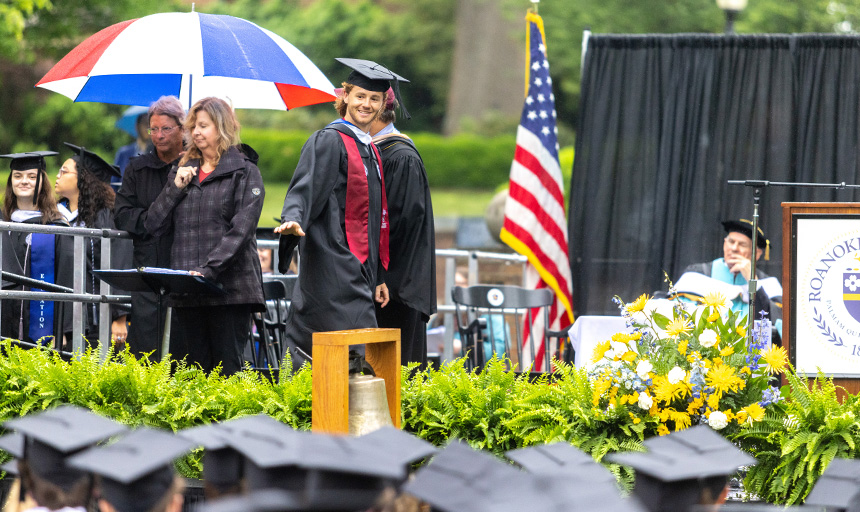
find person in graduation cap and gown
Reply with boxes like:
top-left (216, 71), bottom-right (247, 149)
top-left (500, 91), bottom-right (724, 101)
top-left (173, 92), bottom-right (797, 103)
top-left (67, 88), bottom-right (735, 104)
top-left (369, 90), bottom-right (436, 367)
top-left (276, 59), bottom-right (410, 364)
top-left (56, 143), bottom-right (132, 349)
top-left (0, 151), bottom-right (74, 347)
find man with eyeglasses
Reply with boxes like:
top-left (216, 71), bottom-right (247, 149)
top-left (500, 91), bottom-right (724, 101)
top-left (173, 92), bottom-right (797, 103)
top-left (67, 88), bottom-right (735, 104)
top-left (674, 219), bottom-right (782, 334)
top-left (114, 95), bottom-right (185, 358)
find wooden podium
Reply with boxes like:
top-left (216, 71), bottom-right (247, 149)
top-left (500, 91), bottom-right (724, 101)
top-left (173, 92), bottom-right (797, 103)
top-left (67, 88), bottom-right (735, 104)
top-left (311, 328), bottom-right (401, 434)
top-left (782, 202), bottom-right (860, 398)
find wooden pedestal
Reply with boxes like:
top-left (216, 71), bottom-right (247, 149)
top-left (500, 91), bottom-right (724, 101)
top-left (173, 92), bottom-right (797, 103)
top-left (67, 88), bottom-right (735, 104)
top-left (311, 328), bottom-right (401, 434)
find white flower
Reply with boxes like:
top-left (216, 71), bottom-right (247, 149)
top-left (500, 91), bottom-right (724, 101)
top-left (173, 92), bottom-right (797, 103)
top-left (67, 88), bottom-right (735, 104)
top-left (708, 411), bottom-right (728, 430)
top-left (635, 360), bottom-right (653, 378)
top-left (699, 329), bottom-right (719, 348)
top-left (637, 392), bottom-right (653, 410)
top-left (667, 366), bottom-right (686, 384)
top-left (609, 341), bottom-right (628, 359)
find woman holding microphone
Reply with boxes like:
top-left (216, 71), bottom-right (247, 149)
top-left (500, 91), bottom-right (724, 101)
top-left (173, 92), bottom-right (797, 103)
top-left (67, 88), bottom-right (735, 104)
top-left (145, 97), bottom-right (265, 375)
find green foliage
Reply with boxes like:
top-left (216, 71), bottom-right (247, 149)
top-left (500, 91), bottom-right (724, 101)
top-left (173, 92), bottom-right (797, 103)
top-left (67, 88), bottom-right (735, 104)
top-left (733, 371), bottom-right (860, 505)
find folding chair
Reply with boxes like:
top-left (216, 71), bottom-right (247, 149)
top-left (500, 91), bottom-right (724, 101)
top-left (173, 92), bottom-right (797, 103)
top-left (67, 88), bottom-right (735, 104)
top-left (452, 285), bottom-right (569, 372)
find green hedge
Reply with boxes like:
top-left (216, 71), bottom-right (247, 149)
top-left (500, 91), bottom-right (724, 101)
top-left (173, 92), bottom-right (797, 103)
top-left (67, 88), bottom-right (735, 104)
top-left (241, 128), bottom-right (517, 189)
top-left (3, 340), bottom-right (851, 506)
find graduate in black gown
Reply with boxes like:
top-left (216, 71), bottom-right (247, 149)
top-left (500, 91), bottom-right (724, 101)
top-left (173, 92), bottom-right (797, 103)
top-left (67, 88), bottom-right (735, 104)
top-left (0, 151), bottom-right (73, 346)
top-left (370, 92), bottom-right (436, 366)
top-left (57, 143), bottom-right (133, 347)
top-left (276, 59), bottom-right (415, 363)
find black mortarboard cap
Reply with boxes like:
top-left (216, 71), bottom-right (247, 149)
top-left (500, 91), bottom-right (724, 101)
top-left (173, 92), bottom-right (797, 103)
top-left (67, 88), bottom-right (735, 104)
top-left (605, 425), bottom-right (755, 512)
top-left (722, 219), bottom-right (768, 250)
top-left (63, 142), bottom-right (122, 184)
top-left (538, 474), bottom-right (647, 512)
top-left (505, 442), bottom-right (616, 484)
top-left (2, 405), bottom-right (128, 491)
top-left (179, 421), bottom-right (245, 488)
top-left (0, 151), bottom-right (57, 172)
top-left (223, 415), bottom-right (405, 510)
top-left (356, 425), bottom-right (438, 467)
top-left (67, 427), bottom-right (195, 512)
top-left (0, 432), bottom-right (24, 458)
top-left (402, 440), bottom-right (535, 512)
top-left (805, 458), bottom-right (860, 511)
top-left (335, 58), bottom-right (411, 120)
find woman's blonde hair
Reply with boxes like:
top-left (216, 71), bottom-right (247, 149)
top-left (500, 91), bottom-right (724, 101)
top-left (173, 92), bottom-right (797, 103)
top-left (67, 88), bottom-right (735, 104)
top-left (179, 97), bottom-right (240, 167)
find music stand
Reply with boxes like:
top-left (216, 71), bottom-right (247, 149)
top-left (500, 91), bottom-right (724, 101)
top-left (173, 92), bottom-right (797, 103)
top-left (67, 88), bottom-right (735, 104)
top-left (93, 268), bottom-right (224, 359)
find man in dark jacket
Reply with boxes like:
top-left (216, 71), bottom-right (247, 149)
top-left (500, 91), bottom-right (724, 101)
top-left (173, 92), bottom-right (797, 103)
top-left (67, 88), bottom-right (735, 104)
top-left (114, 95), bottom-right (184, 358)
top-left (370, 92), bottom-right (436, 366)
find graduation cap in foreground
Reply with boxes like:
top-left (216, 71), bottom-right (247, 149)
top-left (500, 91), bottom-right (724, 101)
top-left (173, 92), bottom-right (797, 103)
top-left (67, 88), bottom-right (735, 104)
top-left (605, 425), bottom-right (756, 512)
top-left (2, 405), bottom-right (128, 489)
top-left (179, 420), bottom-right (248, 491)
top-left (804, 458), bottom-right (860, 512)
top-left (223, 415), bottom-right (407, 511)
top-left (335, 58), bottom-right (411, 119)
top-left (355, 426), bottom-right (438, 469)
top-left (67, 427), bottom-right (196, 512)
top-left (0, 151), bottom-right (57, 172)
top-left (0, 432), bottom-right (24, 476)
top-left (200, 489), bottom-right (304, 512)
top-left (63, 142), bottom-right (122, 184)
top-left (505, 442), bottom-right (617, 484)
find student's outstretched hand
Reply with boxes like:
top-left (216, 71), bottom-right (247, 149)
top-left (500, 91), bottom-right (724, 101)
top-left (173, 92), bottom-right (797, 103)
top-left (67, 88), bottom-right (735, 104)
top-left (274, 221), bottom-right (305, 236)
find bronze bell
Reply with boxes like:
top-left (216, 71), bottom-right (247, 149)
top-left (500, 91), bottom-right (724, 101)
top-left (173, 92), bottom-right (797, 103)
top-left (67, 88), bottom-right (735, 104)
top-left (348, 374), bottom-right (393, 436)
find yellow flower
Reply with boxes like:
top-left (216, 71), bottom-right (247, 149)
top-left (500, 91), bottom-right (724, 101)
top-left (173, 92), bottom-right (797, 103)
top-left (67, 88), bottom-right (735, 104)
top-left (706, 393), bottom-right (720, 410)
top-left (657, 424), bottom-right (670, 436)
top-left (760, 344), bottom-right (789, 375)
top-left (686, 397), bottom-right (704, 415)
top-left (621, 351), bottom-right (638, 363)
top-left (740, 366), bottom-right (751, 375)
top-left (706, 363), bottom-right (745, 399)
top-left (592, 377), bottom-right (612, 405)
top-left (735, 410), bottom-right (748, 424)
top-left (678, 339), bottom-right (688, 356)
top-left (686, 350), bottom-right (701, 363)
top-left (652, 375), bottom-right (688, 404)
top-left (738, 403), bottom-right (766, 424)
top-left (712, 357), bottom-right (723, 365)
top-left (702, 292), bottom-right (728, 309)
top-left (666, 318), bottom-right (692, 337)
top-left (736, 325), bottom-right (747, 338)
top-left (708, 311), bottom-right (720, 322)
top-left (626, 294), bottom-right (651, 313)
top-left (633, 417), bottom-right (641, 424)
top-left (719, 345), bottom-right (735, 357)
top-left (592, 340), bottom-right (611, 363)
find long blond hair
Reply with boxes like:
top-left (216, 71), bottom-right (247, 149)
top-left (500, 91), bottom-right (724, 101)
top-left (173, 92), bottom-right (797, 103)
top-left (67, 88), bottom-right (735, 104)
top-left (179, 97), bottom-right (240, 167)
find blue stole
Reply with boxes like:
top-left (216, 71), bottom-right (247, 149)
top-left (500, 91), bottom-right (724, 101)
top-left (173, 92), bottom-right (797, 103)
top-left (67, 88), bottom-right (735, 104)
top-left (29, 233), bottom-right (55, 344)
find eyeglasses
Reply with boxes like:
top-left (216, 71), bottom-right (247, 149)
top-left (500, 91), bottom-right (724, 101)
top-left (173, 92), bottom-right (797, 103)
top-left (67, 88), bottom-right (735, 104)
top-left (148, 125), bottom-right (180, 135)
top-left (724, 236), bottom-right (751, 251)
top-left (57, 168), bottom-right (77, 177)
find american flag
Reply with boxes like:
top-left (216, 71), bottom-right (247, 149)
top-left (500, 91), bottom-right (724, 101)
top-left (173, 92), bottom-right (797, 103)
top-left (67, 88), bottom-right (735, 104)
top-left (500, 11), bottom-right (573, 372)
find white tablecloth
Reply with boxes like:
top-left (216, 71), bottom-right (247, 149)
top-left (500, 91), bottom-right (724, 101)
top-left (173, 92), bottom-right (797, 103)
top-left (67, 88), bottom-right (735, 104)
top-left (568, 316), bottom-right (631, 368)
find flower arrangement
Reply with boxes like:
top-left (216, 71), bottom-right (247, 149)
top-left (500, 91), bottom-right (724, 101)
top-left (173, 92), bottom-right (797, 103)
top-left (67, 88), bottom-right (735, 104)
top-left (589, 292), bottom-right (789, 436)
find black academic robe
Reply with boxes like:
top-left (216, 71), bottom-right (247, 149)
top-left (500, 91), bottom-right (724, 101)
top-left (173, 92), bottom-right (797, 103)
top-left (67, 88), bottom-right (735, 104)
top-left (64, 205), bottom-right (134, 340)
top-left (114, 151), bottom-right (175, 356)
top-left (0, 216), bottom-right (74, 344)
top-left (372, 134), bottom-right (436, 365)
top-left (279, 124), bottom-right (385, 358)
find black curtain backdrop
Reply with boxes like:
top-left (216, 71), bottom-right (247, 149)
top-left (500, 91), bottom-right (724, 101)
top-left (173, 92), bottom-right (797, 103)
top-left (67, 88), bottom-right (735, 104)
top-left (570, 34), bottom-right (860, 316)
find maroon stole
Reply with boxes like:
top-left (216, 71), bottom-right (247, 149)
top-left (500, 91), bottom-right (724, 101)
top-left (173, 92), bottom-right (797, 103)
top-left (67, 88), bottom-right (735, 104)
top-left (336, 131), bottom-right (389, 270)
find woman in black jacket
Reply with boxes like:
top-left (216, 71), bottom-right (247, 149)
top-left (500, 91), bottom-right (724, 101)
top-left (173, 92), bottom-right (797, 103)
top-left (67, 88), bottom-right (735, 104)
top-left (145, 97), bottom-right (265, 375)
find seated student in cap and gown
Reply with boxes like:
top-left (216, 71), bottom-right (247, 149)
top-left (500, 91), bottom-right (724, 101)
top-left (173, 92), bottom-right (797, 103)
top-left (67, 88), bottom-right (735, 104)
top-left (368, 88), bottom-right (436, 368)
top-left (0, 151), bottom-right (73, 347)
top-left (66, 428), bottom-right (195, 512)
top-left (0, 404), bottom-right (128, 512)
top-left (276, 59), bottom-right (414, 364)
top-left (56, 143), bottom-right (132, 348)
top-left (674, 219), bottom-right (783, 335)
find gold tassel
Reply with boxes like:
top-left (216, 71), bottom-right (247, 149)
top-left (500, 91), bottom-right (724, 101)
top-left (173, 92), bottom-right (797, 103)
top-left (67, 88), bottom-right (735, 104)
top-left (765, 239), bottom-right (770, 261)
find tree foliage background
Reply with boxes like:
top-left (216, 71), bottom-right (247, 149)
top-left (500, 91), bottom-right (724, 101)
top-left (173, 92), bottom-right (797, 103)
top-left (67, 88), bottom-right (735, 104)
top-left (1, 0), bottom-right (860, 160)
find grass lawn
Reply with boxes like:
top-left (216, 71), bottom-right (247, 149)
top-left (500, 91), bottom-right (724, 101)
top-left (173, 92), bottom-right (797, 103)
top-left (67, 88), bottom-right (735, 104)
top-left (260, 183), bottom-right (497, 227)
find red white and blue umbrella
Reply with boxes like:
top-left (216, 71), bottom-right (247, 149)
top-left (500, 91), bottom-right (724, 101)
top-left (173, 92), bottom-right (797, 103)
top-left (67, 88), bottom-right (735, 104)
top-left (36, 11), bottom-right (336, 110)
